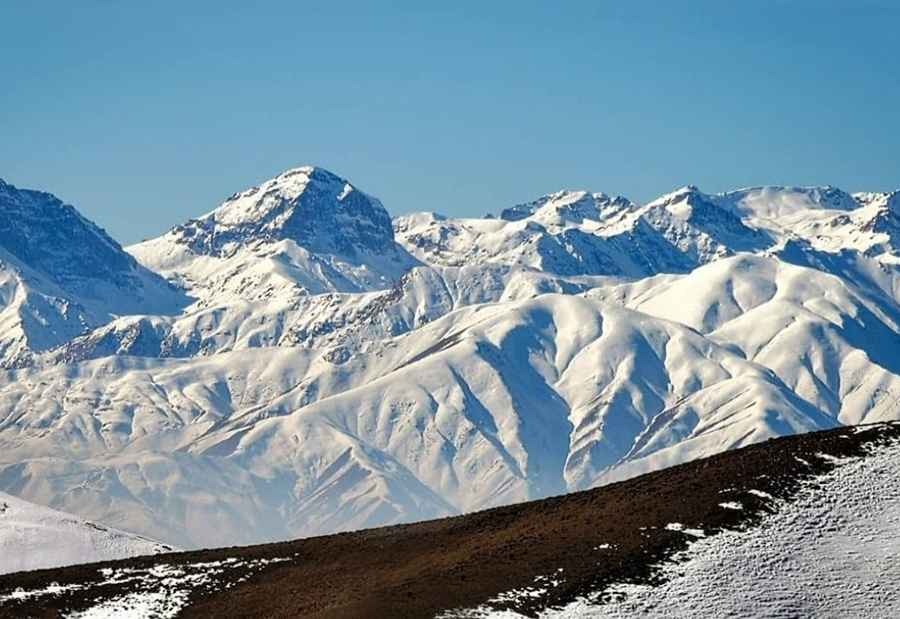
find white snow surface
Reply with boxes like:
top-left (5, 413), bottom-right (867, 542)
top-left (477, 436), bottom-right (900, 618)
top-left (0, 491), bottom-right (172, 575)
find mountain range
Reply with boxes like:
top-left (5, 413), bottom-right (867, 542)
top-left (0, 166), bottom-right (898, 550)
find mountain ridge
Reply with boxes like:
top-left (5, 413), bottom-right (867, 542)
top-left (1, 166), bottom-right (900, 552)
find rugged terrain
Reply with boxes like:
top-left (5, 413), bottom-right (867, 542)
top-left (0, 167), bottom-right (899, 550)
top-left (2, 422), bottom-right (897, 618)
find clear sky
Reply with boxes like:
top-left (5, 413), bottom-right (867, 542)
top-left (2, 1), bottom-right (898, 245)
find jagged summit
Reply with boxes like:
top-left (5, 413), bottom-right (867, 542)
top-left (129, 167), bottom-right (418, 300)
top-left (166, 166), bottom-right (395, 258)
top-left (214, 166), bottom-right (345, 219)
top-left (0, 179), bottom-right (187, 366)
top-left (645, 184), bottom-right (709, 209)
top-left (499, 189), bottom-right (633, 223)
top-left (0, 179), bottom-right (158, 293)
top-left (852, 190), bottom-right (900, 249)
top-left (856, 190), bottom-right (900, 212)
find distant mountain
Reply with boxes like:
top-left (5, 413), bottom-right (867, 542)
top-left (497, 190), bottom-right (634, 223)
top-left (393, 190), bottom-right (696, 277)
top-left (0, 179), bottom-right (187, 367)
top-left (0, 490), bottom-right (173, 575)
top-left (129, 166), bottom-right (418, 302)
top-left (0, 167), bottom-right (899, 553)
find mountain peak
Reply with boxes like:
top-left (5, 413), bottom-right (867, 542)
top-left (721, 185), bottom-right (859, 219)
top-left (216, 166), bottom-right (348, 219)
top-left (271, 165), bottom-right (344, 187)
top-left (0, 179), bottom-right (137, 286)
top-left (169, 166), bottom-right (396, 257)
top-left (499, 189), bottom-right (633, 223)
top-left (645, 185), bottom-right (712, 211)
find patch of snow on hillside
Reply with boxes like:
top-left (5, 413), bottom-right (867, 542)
top-left (66, 590), bottom-right (184, 619)
top-left (2, 556), bottom-right (293, 618)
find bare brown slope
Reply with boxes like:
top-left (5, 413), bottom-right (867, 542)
top-left (3, 422), bottom-right (899, 619)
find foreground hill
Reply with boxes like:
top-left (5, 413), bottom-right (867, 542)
top-left (2, 422), bottom-right (897, 618)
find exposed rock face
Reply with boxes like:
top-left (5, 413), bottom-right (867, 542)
top-left (0, 179), bottom-right (187, 367)
top-left (0, 179), bottom-right (140, 291)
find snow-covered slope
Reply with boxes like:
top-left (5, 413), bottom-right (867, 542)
top-left (587, 253), bottom-right (900, 427)
top-left (0, 291), bottom-right (852, 546)
top-left (0, 491), bottom-right (172, 575)
top-left (41, 263), bottom-right (513, 362)
top-left (0, 169), bottom-right (899, 552)
top-left (724, 186), bottom-right (900, 259)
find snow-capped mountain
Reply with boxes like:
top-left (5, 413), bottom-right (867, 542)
top-left (0, 180), bottom-right (188, 368)
top-left (394, 184), bottom-right (774, 277)
top-left (497, 190), bottom-right (635, 223)
top-left (0, 283), bottom-right (882, 546)
top-left (636, 185), bottom-right (773, 263)
top-left (719, 185), bottom-right (900, 261)
top-left (393, 191), bottom-right (697, 278)
top-left (0, 490), bottom-right (173, 575)
top-left (0, 167), bottom-right (899, 552)
top-left (130, 166), bottom-right (418, 303)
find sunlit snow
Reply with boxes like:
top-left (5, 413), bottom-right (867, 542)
top-left (477, 438), bottom-right (900, 617)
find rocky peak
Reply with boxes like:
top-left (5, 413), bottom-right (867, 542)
top-left (499, 190), bottom-right (634, 223)
top-left (855, 190), bottom-right (900, 212)
top-left (807, 185), bottom-right (860, 211)
top-left (0, 180), bottom-right (137, 287)
top-left (169, 166), bottom-right (396, 258)
top-left (646, 185), bottom-right (708, 210)
top-left (642, 184), bottom-right (772, 258)
top-left (855, 191), bottom-right (900, 238)
top-left (645, 185), bottom-right (737, 226)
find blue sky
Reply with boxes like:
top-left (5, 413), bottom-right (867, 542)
top-left (2, 1), bottom-right (898, 244)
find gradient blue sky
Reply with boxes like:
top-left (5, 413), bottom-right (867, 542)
top-left (2, 1), bottom-right (898, 244)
